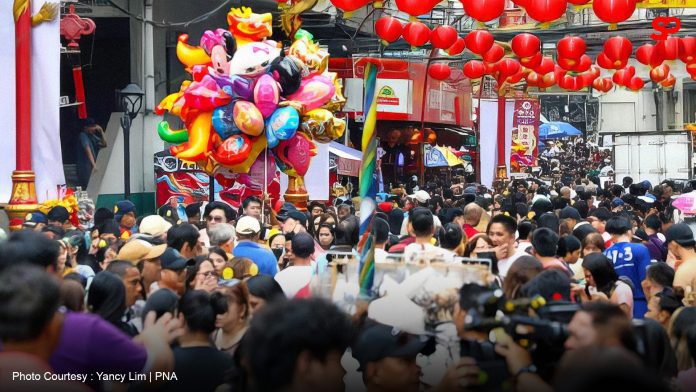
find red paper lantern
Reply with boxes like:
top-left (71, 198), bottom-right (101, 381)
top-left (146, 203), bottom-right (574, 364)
top-left (465, 30), bottom-right (494, 55)
top-left (627, 76), bottom-right (644, 91)
top-left (558, 74), bottom-right (581, 91)
top-left (650, 64), bottom-right (670, 83)
top-left (447, 37), bottom-right (466, 55)
top-left (395, 0), bottom-right (443, 18)
top-left (612, 65), bottom-right (635, 86)
top-left (655, 36), bottom-right (680, 61)
top-left (679, 37), bottom-right (696, 64)
top-left (483, 44), bottom-right (505, 64)
top-left (496, 58), bottom-right (521, 84)
top-left (526, 71), bottom-right (541, 86)
top-left (636, 44), bottom-right (662, 67)
top-left (522, 0), bottom-right (568, 23)
top-left (511, 33), bottom-right (541, 59)
top-left (661, 74), bottom-right (676, 89)
top-left (592, 77), bottom-right (613, 92)
top-left (507, 69), bottom-right (525, 84)
top-left (463, 60), bottom-right (486, 79)
top-left (520, 52), bottom-right (543, 69)
top-left (402, 22), bottom-right (431, 47)
top-left (568, 0), bottom-right (590, 4)
top-left (330, 0), bottom-right (372, 15)
top-left (603, 36), bottom-right (632, 68)
top-left (578, 69), bottom-right (598, 87)
top-left (570, 54), bottom-right (593, 73)
top-left (375, 16), bottom-right (403, 45)
top-left (557, 36), bottom-right (586, 60)
top-left (460, 0), bottom-right (506, 22)
top-left (428, 63), bottom-right (451, 80)
top-left (534, 56), bottom-right (555, 74)
top-left (687, 62), bottom-right (696, 77)
top-left (430, 25), bottom-right (459, 49)
top-left (592, 0), bottom-right (636, 26)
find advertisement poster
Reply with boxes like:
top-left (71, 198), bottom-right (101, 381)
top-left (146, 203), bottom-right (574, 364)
top-left (511, 99), bottom-right (539, 173)
top-left (154, 151), bottom-right (280, 211)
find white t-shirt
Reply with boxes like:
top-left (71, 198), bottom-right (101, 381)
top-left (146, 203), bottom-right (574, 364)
top-left (274, 266), bottom-right (313, 298)
top-left (403, 242), bottom-right (449, 264)
top-left (497, 248), bottom-right (528, 279)
top-left (375, 248), bottom-right (389, 264)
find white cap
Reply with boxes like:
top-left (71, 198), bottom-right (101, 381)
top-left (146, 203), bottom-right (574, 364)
top-left (139, 215), bottom-right (172, 237)
top-left (368, 295), bottom-right (426, 335)
top-left (409, 190), bottom-right (431, 204)
top-left (236, 216), bottom-right (261, 235)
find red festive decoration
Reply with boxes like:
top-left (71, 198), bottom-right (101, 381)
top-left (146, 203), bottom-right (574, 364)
top-left (330, 0), bottom-right (372, 14)
top-left (568, 0), bottom-right (590, 4)
top-left (430, 25), bottom-right (459, 49)
top-left (650, 64), bottom-right (670, 83)
top-left (460, 0), bottom-right (506, 22)
top-left (395, 0), bottom-right (442, 18)
top-left (592, 0), bottom-right (636, 27)
top-left (402, 21), bottom-right (431, 47)
top-left (463, 60), bottom-right (486, 79)
top-left (593, 77), bottom-right (613, 92)
top-left (428, 63), bottom-right (451, 80)
top-left (511, 33), bottom-right (540, 58)
top-left (679, 37), bottom-right (696, 63)
top-left (557, 36), bottom-right (586, 60)
top-left (660, 74), bottom-right (676, 90)
top-left (602, 36), bottom-right (632, 69)
top-left (447, 37), bottom-right (466, 55)
top-left (521, 0), bottom-right (568, 24)
top-left (375, 16), bottom-right (403, 45)
top-left (465, 30), bottom-right (494, 55)
top-left (655, 36), bottom-right (680, 61)
top-left (520, 52), bottom-right (543, 69)
top-left (496, 58), bottom-right (521, 85)
top-left (636, 44), bottom-right (663, 68)
top-left (687, 62), bottom-right (696, 78)
top-left (571, 54), bottom-right (593, 73)
top-left (628, 76), bottom-right (644, 91)
top-left (533, 56), bottom-right (555, 74)
top-left (482, 44), bottom-right (505, 64)
top-left (507, 69), bottom-right (525, 84)
top-left (612, 65), bottom-right (635, 86)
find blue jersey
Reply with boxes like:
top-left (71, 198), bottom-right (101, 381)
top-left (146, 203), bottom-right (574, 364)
top-left (605, 242), bottom-right (652, 318)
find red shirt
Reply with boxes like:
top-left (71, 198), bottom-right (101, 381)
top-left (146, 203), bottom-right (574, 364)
top-left (463, 224), bottom-right (479, 240)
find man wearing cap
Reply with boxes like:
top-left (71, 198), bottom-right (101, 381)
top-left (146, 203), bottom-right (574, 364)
top-left (139, 215), bottom-right (172, 242)
top-left (280, 210), bottom-right (308, 235)
top-left (666, 223), bottom-right (696, 293)
top-left (47, 206), bottom-right (75, 232)
top-left (559, 206), bottom-right (582, 234)
top-left (151, 248), bottom-right (194, 296)
top-left (117, 239), bottom-right (167, 297)
top-left (233, 216), bottom-right (277, 277)
top-left (274, 232), bottom-right (315, 298)
top-left (114, 200), bottom-right (137, 240)
top-left (23, 212), bottom-right (47, 232)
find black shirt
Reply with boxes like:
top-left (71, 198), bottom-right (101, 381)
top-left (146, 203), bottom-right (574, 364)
top-left (165, 346), bottom-right (234, 392)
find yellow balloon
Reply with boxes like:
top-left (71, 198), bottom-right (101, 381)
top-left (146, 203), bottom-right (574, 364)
top-left (321, 71), bottom-right (347, 112)
top-left (288, 37), bottom-right (329, 75)
top-left (301, 109), bottom-right (345, 144)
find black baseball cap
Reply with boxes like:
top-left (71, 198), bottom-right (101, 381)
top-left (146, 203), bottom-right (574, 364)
top-left (279, 210), bottom-right (307, 226)
top-left (160, 248), bottom-right (195, 271)
top-left (666, 223), bottom-right (696, 248)
top-left (559, 206), bottom-right (582, 221)
top-left (590, 207), bottom-right (612, 222)
top-left (352, 321), bottom-right (432, 371)
top-left (275, 202), bottom-right (298, 221)
top-left (47, 206), bottom-right (70, 223)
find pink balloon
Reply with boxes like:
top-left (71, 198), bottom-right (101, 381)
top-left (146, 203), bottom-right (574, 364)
top-left (286, 74), bottom-right (336, 111)
top-left (253, 74), bottom-right (280, 118)
top-left (241, 149), bottom-right (277, 189)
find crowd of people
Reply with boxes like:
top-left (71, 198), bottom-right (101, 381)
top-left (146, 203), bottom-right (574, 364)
top-left (2, 168), bottom-right (696, 392)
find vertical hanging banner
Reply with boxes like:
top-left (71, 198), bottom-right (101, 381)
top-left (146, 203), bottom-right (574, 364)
top-left (511, 99), bottom-right (539, 173)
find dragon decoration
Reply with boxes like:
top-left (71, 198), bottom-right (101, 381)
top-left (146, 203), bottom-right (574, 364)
top-left (156, 6), bottom-right (346, 206)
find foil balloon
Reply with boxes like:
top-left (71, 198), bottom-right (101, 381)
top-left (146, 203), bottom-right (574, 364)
top-left (321, 72), bottom-right (347, 112)
top-left (176, 34), bottom-right (211, 71)
top-left (269, 55), bottom-right (304, 95)
top-left (244, 151), bottom-right (277, 189)
top-left (183, 75), bottom-right (231, 112)
top-left (266, 123), bottom-right (280, 149)
top-left (228, 137), bottom-right (268, 174)
top-left (158, 121), bottom-right (189, 144)
top-left (212, 134), bottom-right (252, 166)
top-left (171, 112), bottom-right (213, 162)
top-left (226, 7), bottom-right (273, 47)
top-left (233, 101), bottom-right (265, 136)
top-left (212, 103), bottom-right (241, 140)
top-left (275, 132), bottom-right (317, 177)
top-left (218, 78), bottom-right (254, 101)
top-left (301, 108), bottom-right (346, 143)
top-left (266, 106), bottom-right (300, 142)
top-left (288, 37), bottom-right (329, 75)
top-left (286, 74), bottom-right (336, 111)
top-left (230, 41), bottom-right (281, 78)
top-left (200, 29), bottom-right (236, 77)
top-left (254, 74), bottom-right (280, 118)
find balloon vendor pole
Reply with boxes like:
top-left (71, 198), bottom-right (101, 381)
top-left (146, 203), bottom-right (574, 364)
top-left (6, 0), bottom-right (54, 230)
top-left (262, 148), bottom-right (268, 224)
top-left (358, 61), bottom-right (378, 299)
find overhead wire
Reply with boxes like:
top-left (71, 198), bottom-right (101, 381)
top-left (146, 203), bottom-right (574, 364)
top-left (105, 0), bottom-right (234, 28)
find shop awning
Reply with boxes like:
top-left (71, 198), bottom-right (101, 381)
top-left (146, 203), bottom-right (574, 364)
top-left (330, 141), bottom-right (362, 177)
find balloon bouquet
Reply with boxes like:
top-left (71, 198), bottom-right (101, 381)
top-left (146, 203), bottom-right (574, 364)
top-left (156, 6), bottom-right (346, 209)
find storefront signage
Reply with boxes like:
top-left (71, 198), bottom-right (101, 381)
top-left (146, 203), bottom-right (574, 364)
top-left (510, 99), bottom-right (540, 173)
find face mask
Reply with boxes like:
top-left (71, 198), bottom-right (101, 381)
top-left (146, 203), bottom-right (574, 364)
top-left (272, 248), bottom-right (284, 261)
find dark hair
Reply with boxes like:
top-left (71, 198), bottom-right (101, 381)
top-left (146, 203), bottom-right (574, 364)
top-left (488, 214), bottom-right (517, 235)
top-left (240, 298), bottom-right (353, 391)
top-left (212, 282), bottom-right (250, 321)
top-left (531, 228), bottom-right (559, 257)
top-left (518, 221), bottom-right (535, 241)
top-left (605, 217), bottom-right (632, 235)
top-left (537, 212), bottom-right (560, 234)
top-left (410, 208), bottom-right (434, 237)
top-left (178, 290), bottom-right (223, 334)
top-left (334, 216), bottom-right (359, 247)
top-left (464, 234), bottom-right (493, 257)
top-left (582, 233), bottom-right (606, 254)
top-left (521, 269), bottom-right (571, 302)
top-left (291, 232), bottom-right (315, 259)
top-left (60, 279), bottom-right (85, 312)
top-left (167, 223), bottom-right (200, 252)
top-left (247, 275), bottom-right (286, 304)
top-left (106, 259), bottom-right (137, 278)
top-left (242, 196), bottom-right (262, 211)
top-left (185, 256), bottom-right (211, 290)
top-left (582, 253), bottom-right (618, 295)
top-left (686, 324), bottom-right (696, 364)
top-left (0, 230), bottom-right (60, 272)
top-left (557, 235), bottom-right (582, 257)
top-left (656, 287), bottom-right (684, 316)
top-left (87, 271), bottom-right (127, 327)
top-left (208, 247), bottom-right (229, 262)
top-left (645, 215), bottom-right (662, 232)
top-left (646, 263), bottom-right (674, 289)
top-left (141, 288), bottom-right (179, 321)
top-left (185, 202), bottom-right (202, 219)
top-left (459, 283), bottom-right (491, 312)
top-left (316, 224), bottom-right (335, 246)
top-left (574, 200), bottom-right (590, 219)
top-left (580, 301), bottom-right (636, 351)
top-left (0, 265), bottom-right (60, 342)
top-left (503, 255), bottom-right (543, 300)
top-left (204, 201), bottom-right (236, 222)
top-left (441, 223), bottom-right (464, 250)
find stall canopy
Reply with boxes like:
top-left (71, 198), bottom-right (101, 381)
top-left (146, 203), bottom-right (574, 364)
top-left (539, 122), bottom-right (582, 139)
top-left (424, 145), bottom-right (463, 167)
top-left (330, 141), bottom-right (362, 177)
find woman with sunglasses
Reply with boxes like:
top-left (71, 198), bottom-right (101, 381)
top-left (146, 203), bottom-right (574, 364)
top-left (186, 256), bottom-right (219, 293)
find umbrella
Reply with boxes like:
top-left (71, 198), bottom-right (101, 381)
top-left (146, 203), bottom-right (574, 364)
top-left (673, 191), bottom-right (696, 215)
top-left (539, 122), bottom-right (582, 139)
top-left (424, 146), bottom-right (463, 167)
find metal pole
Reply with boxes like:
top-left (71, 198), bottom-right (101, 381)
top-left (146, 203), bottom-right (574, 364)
top-left (123, 115), bottom-right (131, 199)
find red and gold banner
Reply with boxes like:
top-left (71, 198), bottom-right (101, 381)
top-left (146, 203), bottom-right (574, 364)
top-left (510, 99), bottom-right (539, 173)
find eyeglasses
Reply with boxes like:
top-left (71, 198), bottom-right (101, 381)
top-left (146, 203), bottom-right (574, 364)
top-left (198, 271), bottom-right (219, 279)
top-left (206, 216), bottom-right (224, 223)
